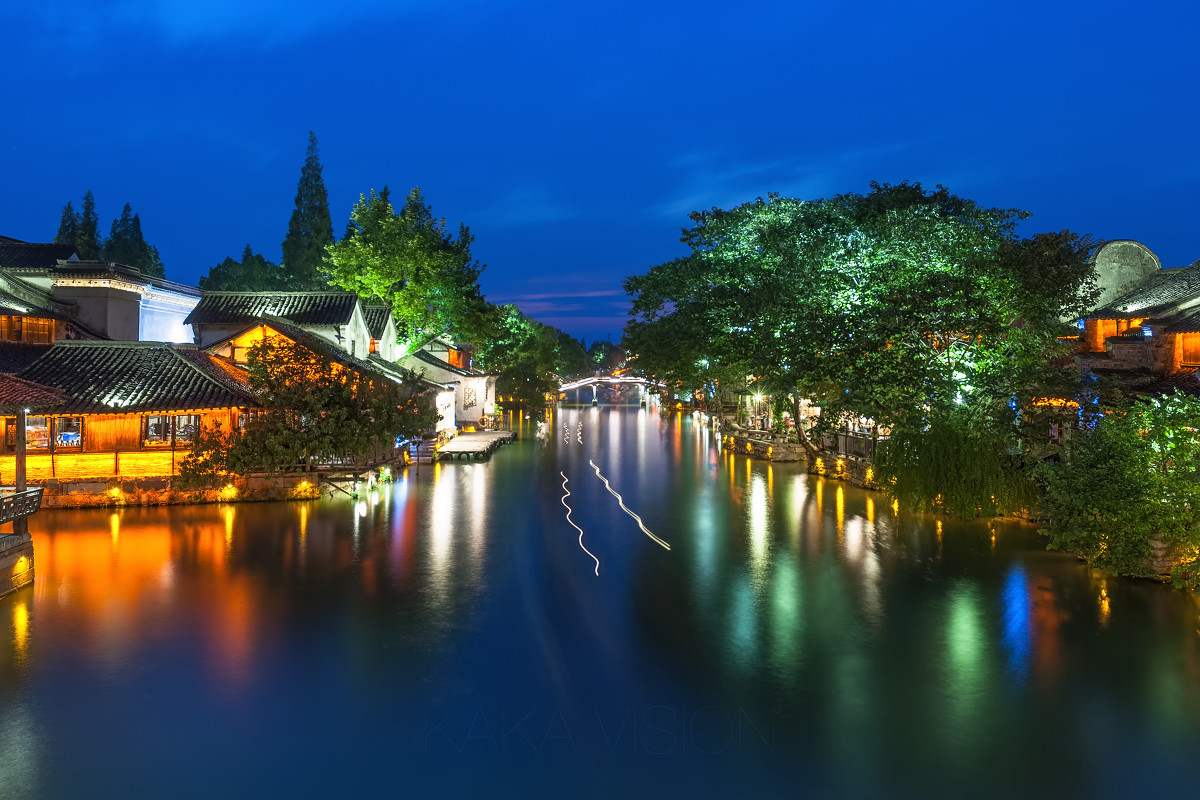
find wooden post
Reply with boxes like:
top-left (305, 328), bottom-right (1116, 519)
top-left (15, 409), bottom-right (27, 536)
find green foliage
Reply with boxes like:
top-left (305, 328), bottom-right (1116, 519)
top-left (199, 245), bottom-right (284, 291)
top-left (555, 332), bottom-right (592, 378)
top-left (179, 337), bottom-right (434, 479)
top-left (103, 202), bottom-right (164, 277)
top-left (175, 422), bottom-right (239, 489)
top-left (1038, 391), bottom-right (1200, 588)
top-left (281, 131), bottom-right (334, 290)
top-left (588, 340), bottom-right (624, 372)
top-left (471, 304), bottom-right (560, 406)
top-left (624, 181), bottom-right (1097, 512)
top-left (875, 407), bottom-right (1038, 517)
top-left (326, 187), bottom-right (488, 346)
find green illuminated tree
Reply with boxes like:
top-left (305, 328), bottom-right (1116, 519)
top-left (625, 182), bottom-right (1097, 509)
top-left (326, 186), bottom-right (488, 348)
top-left (281, 131), bottom-right (334, 290)
top-left (470, 303), bottom-right (559, 406)
top-left (1039, 391), bottom-right (1200, 588)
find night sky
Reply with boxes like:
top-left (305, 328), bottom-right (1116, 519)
top-left (3, 1), bottom-right (1197, 343)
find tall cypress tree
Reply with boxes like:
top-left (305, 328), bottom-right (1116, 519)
top-left (281, 131), bottom-right (334, 290)
top-left (77, 190), bottom-right (101, 260)
top-left (54, 201), bottom-right (80, 249)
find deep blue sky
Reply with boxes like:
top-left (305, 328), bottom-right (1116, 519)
top-left (3, 1), bottom-right (1197, 343)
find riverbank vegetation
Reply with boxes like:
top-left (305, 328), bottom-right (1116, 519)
top-left (177, 337), bottom-right (433, 488)
top-left (622, 182), bottom-right (1200, 588)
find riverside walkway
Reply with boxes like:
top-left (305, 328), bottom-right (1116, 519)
top-left (436, 430), bottom-right (516, 461)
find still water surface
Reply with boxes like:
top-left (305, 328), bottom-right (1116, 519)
top-left (3, 407), bottom-right (1200, 798)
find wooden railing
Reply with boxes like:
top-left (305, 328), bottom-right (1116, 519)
top-left (0, 487), bottom-right (44, 525)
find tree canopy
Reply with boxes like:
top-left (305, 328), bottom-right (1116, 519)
top-left (624, 182), bottom-right (1098, 513)
top-left (326, 187), bottom-right (489, 349)
top-left (179, 336), bottom-right (433, 483)
top-left (199, 245), bottom-right (284, 291)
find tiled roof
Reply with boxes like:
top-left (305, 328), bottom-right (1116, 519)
top-left (0, 242), bottom-right (77, 270)
top-left (0, 373), bottom-right (65, 414)
top-left (1131, 369), bottom-right (1200, 398)
top-left (15, 341), bottom-right (257, 414)
top-left (46, 261), bottom-right (202, 297)
top-left (1090, 260), bottom-right (1200, 319)
top-left (212, 317), bottom-right (422, 389)
top-left (407, 347), bottom-right (475, 377)
top-left (0, 235), bottom-right (27, 244)
top-left (185, 291), bottom-right (358, 326)
top-left (0, 343), bottom-right (52, 373)
top-left (362, 305), bottom-right (393, 339)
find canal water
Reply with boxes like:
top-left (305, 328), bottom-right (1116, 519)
top-left (2, 407), bottom-right (1199, 798)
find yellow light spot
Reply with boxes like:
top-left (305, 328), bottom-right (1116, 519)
top-left (13, 602), bottom-right (28, 656)
top-left (864, 466), bottom-right (874, 483)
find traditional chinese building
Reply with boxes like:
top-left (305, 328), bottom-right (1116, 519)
top-left (0, 236), bottom-right (200, 342)
top-left (1078, 240), bottom-right (1200, 394)
top-left (0, 341), bottom-right (256, 482)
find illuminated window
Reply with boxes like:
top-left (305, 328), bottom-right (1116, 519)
top-left (174, 415), bottom-right (200, 444)
top-left (0, 315), bottom-right (53, 343)
top-left (369, 338), bottom-right (378, 354)
top-left (144, 414), bottom-right (171, 445)
top-left (24, 417), bottom-right (49, 449)
top-left (55, 417), bottom-right (83, 449)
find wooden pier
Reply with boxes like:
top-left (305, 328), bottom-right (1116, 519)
top-left (435, 430), bottom-right (517, 461)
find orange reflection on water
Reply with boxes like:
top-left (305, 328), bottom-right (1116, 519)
top-left (33, 509), bottom-right (260, 689)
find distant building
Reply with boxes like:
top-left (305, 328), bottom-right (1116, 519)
top-left (1078, 240), bottom-right (1200, 395)
top-left (399, 334), bottom-right (498, 427)
top-left (0, 236), bottom-right (200, 343)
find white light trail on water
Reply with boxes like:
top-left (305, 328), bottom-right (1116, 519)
top-left (560, 471), bottom-right (600, 575)
top-left (588, 460), bottom-right (671, 551)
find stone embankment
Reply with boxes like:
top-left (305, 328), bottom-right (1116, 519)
top-left (31, 474), bottom-right (325, 509)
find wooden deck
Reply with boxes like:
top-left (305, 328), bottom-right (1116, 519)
top-left (436, 430), bottom-right (517, 461)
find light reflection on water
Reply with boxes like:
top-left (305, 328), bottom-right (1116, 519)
top-left (0, 408), bottom-right (1199, 797)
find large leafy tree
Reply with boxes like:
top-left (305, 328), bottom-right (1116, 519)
top-left (178, 337), bottom-right (433, 482)
top-left (281, 131), bottom-right (334, 289)
top-left (103, 202), bottom-right (165, 277)
top-left (625, 183), bottom-right (1097, 510)
top-left (470, 304), bottom-right (562, 406)
top-left (199, 245), bottom-right (284, 291)
top-left (326, 186), bottom-right (488, 348)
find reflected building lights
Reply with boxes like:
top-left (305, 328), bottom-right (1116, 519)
top-left (748, 472), bottom-right (769, 584)
top-left (12, 601), bottom-right (29, 660)
top-left (1000, 565), bottom-right (1031, 681)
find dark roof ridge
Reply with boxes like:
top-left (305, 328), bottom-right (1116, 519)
top-left (199, 290), bottom-right (353, 296)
